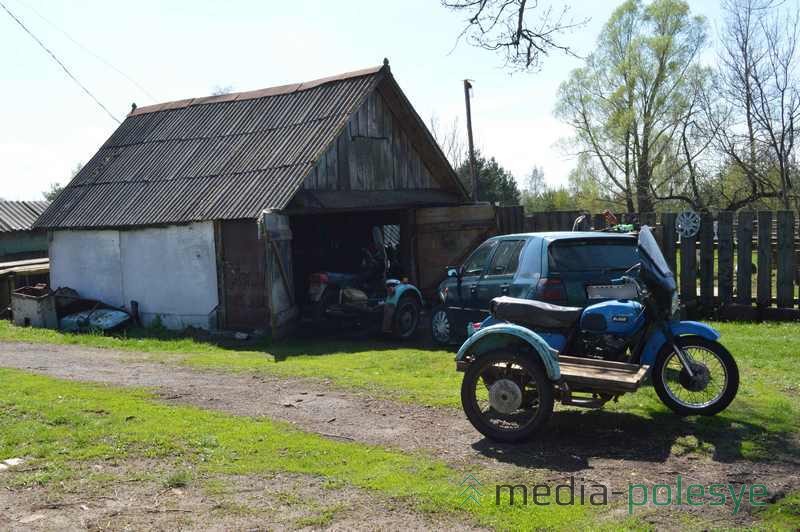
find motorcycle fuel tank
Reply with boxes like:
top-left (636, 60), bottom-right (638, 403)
top-left (580, 299), bottom-right (644, 336)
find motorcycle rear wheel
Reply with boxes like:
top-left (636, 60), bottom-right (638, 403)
top-left (652, 336), bottom-right (739, 416)
top-left (461, 350), bottom-right (554, 443)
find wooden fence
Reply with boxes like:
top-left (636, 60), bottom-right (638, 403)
top-left (496, 207), bottom-right (800, 320)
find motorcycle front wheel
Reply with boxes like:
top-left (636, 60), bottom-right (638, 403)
top-left (461, 350), bottom-right (554, 443)
top-left (652, 336), bottom-right (739, 416)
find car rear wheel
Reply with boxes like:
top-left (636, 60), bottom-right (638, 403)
top-left (430, 306), bottom-right (453, 345)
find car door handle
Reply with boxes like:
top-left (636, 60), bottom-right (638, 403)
top-left (500, 284), bottom-right (510, 295)
top-left (469, 284), bottom-right (478, 294)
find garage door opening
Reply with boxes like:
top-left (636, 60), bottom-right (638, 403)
top-left (290, 211), bottom-right (411, 309)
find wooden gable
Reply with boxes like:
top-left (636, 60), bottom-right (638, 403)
top-left (300, 83), bottom-right (441, 193)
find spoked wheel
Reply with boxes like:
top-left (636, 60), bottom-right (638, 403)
top-left (461, 350), bottom-right (554, 443)
top-left (430, 306), bottom-right (452, 345)
top-left (653, 336), bottom-right (739, 416)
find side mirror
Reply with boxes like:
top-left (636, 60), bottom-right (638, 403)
top-left (447, 267), bottom-right (459, 278)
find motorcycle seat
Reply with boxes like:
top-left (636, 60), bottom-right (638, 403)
top-left (490, 296), bottom-right (582, 330)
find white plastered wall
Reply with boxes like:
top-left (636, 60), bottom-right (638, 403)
top-left (49, 222), bottom-right (219, 330)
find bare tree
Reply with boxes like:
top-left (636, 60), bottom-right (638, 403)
top-left (716, 0), bottom-right (800, 210)
top-left (211, 84), bottom-right (234, 96)
top-left (650, 67), bottom-right (726, 212)
top-left (442, 0), bottom-right (587, 70)
top-left (429, 114), bottom-right (467, 170)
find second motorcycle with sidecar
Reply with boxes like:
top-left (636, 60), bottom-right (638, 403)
top-left (307, 226), bottom-right (423, 339)
top-left (455, 226), bottom-right (740, 442)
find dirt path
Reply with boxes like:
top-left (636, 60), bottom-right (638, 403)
top-left (1, 341), bottom-right (798, 527)
top-left (0, 342), bottom-right (482, 464)
top-left (0, 461), bottom-right (482, 531)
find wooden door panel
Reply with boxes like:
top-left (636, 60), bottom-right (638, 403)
top-left (221, 220), bottom-right (266, 329)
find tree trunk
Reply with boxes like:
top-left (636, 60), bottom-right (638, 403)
top-left (636, 139), bottom-right (654, 212)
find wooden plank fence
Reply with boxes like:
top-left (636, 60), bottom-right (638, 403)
top-left (505, 208), bottom-right (800, 320)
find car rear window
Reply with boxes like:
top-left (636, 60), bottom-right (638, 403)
top-left (548, 239), bottom-right (638, 273)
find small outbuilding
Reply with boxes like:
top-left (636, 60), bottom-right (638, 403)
top-left (0, 201), bottom-right (50, 315)
top-left (35, 62), bottom-right (483, 334)
top-left (0, 201), bottom-right (49, 261)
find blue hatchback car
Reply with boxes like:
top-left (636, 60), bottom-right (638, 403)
top-left (430, 231), bottom-right (639, 345)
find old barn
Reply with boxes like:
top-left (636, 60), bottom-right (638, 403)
top-left (35, 62), bottom-right (488, 333)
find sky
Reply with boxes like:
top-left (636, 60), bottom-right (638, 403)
top-left (0, 0), bottom-right (725, 201)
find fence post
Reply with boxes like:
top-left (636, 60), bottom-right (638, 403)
top-left (680, 230), bottom-right (697, 306)
top-left (699, 212), bottom-right (715, 312)
top-left (661, 212), bottom-right (677, 274)
top-left (718, 211), bottom-right (734, 306)
top-left (640, 212), bottom-right (657, 227)
top-left (736, 211), bottom-right (754, 305)
top-left (756, 211), bottom-right (773, 308)
top-left (776, 211), bottom-right (795, 308)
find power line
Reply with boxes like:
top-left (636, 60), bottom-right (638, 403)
top-left (16, 0), bottom-right (157, 103)
top-left (0, 0), bottom-right (121, 124)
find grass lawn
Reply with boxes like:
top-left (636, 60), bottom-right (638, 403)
top-left (0, 368), bottom-right (592, 530)
top-left (1, 322), bottom-right (798, 457)
top-left (0, 321), bottom-right (799, 528)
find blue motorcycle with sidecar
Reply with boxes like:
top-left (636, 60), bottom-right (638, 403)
top-left (455, 226), bottom-right (739, 442)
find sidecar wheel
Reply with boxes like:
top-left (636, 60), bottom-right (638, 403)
top-left (461, 350), bottom-right (554, 443)
top-left (653, 336), bottom-right (739, 416)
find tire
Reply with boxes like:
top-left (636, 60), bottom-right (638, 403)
top-left (652, 336), bottom-right (739, 416)
top-left (311, 288), bottom-right (338, 327)
top-left (392, 294), bottom-right (421, 340)
top-left (430, 306), bottom-right (453, 346)
top-left (461, 349), bottom-right (554, 443)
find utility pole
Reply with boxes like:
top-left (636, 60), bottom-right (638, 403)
top-left (463, 79), bottom-right (478, 202)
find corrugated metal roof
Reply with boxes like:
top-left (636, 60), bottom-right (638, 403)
top-left (35, 66), bottom-right (385, 229)
top-left (0, 201), bottom-right (49, 232)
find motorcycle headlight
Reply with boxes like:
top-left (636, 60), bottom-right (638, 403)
top-left (671, 292), bottom-right (680, 317)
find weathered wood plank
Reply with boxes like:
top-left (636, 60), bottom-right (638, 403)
top-left (357, 100), bottom-right (368, 137)
top-left (680, 232), bottom-right (697, 303)
top-left (325, 142), bottom-right (337, 189)
top-left (661, 212), bottom-right (677, 275)
top-left (736, 211), bottom-right (754, 304)
top-left (640, 212), bottom-right (657, 227)
top-left (367, 92), bottom-right (377, 138)
top-left (336, 126), bottom-right (350, 191)
top-left (699, 213), bottom-right (714, 310)
top-left (718, 211), bottom-right (734, 306)
top-left (776, 210), bottom-right (795, 308)
top-left (756, 211), bottom-right (773, 308)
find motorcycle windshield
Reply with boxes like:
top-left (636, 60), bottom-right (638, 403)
top-left (638, 226), bottom-right (676, 294)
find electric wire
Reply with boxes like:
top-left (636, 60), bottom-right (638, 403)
top-left (16, 0), bottom-right (157, 103)
top-left (0, 0), bottom-right (121, 124)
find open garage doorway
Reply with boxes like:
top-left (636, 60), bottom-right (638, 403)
top-left (289, 210), bottom-right (412, 311)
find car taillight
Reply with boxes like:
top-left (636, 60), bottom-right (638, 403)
top-left (309, 273), bottom-right (328, 285)
top-left (537, 278), bottom-right (566, 302)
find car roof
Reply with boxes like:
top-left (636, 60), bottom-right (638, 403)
top-left (490, 231), bottom-right (637, 242)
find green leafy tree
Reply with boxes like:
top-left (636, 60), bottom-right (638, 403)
top-left (456, 151), bottom-right (521, 205)
top-left (556, 0), bottom-right (708, 212)
top-left (43, 162), bottom-right (82, 202)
